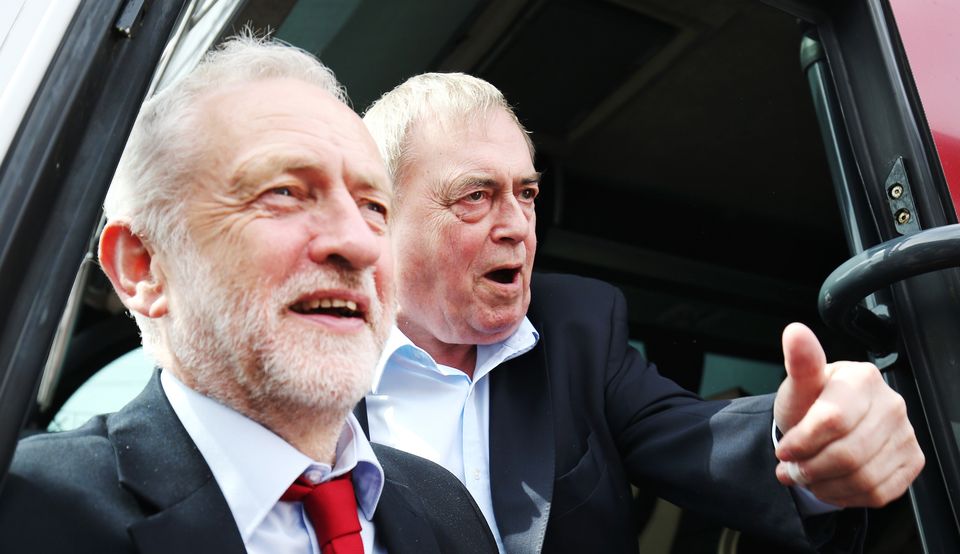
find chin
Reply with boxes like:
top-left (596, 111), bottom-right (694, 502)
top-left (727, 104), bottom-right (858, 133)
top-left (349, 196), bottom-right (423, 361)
top-left (257, 333), bottom-right (379, 411)
top-left (471, 314), bottom-right (525, 345)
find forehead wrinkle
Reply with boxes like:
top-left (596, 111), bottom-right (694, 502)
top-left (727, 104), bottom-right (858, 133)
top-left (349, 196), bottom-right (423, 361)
top-left (229, 152), bottom-right (324, 193)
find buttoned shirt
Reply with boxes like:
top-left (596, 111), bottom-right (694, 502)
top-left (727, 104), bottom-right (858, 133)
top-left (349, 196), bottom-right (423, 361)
top-left (367, 318), bottom-right (540, 553)
top-left (161, 370), bottom-right (385, 554)
top-left (367, 319), bottom-right (835, 554)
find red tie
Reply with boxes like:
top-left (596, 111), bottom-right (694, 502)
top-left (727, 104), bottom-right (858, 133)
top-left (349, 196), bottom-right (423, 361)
top-left (282, 471), bottom-right (364, 554)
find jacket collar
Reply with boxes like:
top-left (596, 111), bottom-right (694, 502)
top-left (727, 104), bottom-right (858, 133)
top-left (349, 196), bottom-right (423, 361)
top-left (107, 370), bottom-right (245, 554)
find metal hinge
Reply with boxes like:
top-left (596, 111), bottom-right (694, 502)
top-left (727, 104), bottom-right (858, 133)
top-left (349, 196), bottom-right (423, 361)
top-left (884, 157), bottom-right (920, 235)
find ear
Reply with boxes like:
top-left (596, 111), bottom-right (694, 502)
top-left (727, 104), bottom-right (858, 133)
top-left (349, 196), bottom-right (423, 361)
top-left (99, 221), bottom-right (168, 318)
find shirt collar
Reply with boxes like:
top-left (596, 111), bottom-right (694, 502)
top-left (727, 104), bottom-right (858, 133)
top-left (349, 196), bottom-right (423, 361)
top-left (371, 317), bottom-right (540, 391)
top-left (160, 370), bottom-right (384, 542)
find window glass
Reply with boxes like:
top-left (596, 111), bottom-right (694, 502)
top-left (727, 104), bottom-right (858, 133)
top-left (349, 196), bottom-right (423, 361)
top-left (48, 348), bottom-right (153, 432)
top-left (699, 354), bottom-right (783, 398)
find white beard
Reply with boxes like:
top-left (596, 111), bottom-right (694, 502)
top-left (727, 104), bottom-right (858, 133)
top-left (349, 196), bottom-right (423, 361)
top-left (163, 246), bottom-right (392, 416)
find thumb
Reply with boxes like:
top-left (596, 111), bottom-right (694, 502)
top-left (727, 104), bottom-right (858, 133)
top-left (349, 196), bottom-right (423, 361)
top-left (774, 322), bottom-right (828, 433)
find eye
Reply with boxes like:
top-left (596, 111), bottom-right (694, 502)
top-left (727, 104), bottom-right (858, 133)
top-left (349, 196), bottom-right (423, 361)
top-left (269, 186), bottom-right (293, 197)
top-left (467, 191), bottom-right (486, 202)
top-left (361, 200), bottom-right (388, 227)
top-left (519, 187), bottom-right (538, 200)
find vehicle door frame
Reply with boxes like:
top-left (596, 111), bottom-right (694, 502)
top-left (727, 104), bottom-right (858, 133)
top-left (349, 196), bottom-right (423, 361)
top-left (769, 0), bottom-right (960, 550)
top-left (0, 0), bottom-right (190, 490)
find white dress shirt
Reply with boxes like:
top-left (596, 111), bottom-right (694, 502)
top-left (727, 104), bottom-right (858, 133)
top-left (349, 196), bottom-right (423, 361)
top-left (367, 319), bottom-right (540, 553)
top-left (160, 370), bottom-right (385, 554)
top-left (367, 318), bottom-right (837, 553)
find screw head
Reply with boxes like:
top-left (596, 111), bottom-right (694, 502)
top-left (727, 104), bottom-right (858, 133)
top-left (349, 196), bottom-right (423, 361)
top-left (895, 209), bottom-right (912, 225)
top-left (889, 183), bottom-right (904, 199)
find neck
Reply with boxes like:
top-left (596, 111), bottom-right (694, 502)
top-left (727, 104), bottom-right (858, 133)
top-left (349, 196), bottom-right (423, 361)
top-left (251, 405), bottom-right (346, 465)
top-left (168, 366), bottom-right (348, 465)
top-left (397, 320), bottom-right (477, 379)
top-left (430, 344), bottom-right (477, 379)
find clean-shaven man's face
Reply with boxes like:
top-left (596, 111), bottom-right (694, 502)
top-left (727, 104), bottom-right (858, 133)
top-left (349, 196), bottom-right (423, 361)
top-left (390, 108), bottom-right (539, 348)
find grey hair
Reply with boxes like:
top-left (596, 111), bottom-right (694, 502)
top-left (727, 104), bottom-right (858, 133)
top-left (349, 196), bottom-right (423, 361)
top-left (103, 33), bottom-right (347, 353)
top-left (362, 72), bottom-right (534, 189)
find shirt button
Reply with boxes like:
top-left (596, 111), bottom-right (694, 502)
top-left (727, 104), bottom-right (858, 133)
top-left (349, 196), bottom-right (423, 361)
top-left (305, 469), bottom-right (324, 484)
top-left (473, 469), bottom-right (481, 481)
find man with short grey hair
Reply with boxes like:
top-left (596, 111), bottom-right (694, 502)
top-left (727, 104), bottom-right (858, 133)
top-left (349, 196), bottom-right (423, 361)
top-left (359, 72), bottom-right (924, 553)
top-left (0, 40), bottom-right (496, 554)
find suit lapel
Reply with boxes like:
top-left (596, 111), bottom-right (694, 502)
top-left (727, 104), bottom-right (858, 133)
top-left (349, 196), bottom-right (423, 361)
top-left (372, 476), bottom-right (442, 554)
top-left (354, 397), bottom-right (370, 439)
top-left (108, 371), bottom-right (245, 554)
top-left (489, 336), bottom-right (555, 554)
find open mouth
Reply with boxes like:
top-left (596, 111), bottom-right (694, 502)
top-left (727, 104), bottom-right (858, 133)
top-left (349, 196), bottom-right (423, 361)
top-left (290, 297), bottom-right (364, 319)
top-left (485, 267), bottom-right (521, 285)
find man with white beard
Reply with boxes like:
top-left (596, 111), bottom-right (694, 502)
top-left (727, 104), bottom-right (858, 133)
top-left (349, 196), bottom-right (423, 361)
top-left (0, 38), bottom-right (496, 554)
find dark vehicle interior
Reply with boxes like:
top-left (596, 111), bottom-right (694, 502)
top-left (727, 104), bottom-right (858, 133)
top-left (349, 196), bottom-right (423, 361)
top-left (9, 0), bottom-right (941, 552)
top-left (248, 0), bottom-right (867, 391)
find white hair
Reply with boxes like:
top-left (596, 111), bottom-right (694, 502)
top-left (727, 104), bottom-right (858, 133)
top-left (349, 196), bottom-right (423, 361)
top-left (362, 72), bottom-right (535, 189)
top-left (103, 33), bottom-right (347, 355)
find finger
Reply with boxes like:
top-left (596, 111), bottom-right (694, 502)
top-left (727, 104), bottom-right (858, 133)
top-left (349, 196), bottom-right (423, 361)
top-left (828, 468), bottom-right (914, 508)
top-left (806, 439), bottom-right (924, 508)
top-left (776, 460), bottom-right (811, 487)
top-left (776, 405), bottom-right (903, 486)
top-left (776, 362), bottom-right (878, 461)
top-left (775, 323), bottom-right (829, 432)
top-left (776, 411), bottom-right (923, 502)
top-left (780, 377), bottom-right (907, 480)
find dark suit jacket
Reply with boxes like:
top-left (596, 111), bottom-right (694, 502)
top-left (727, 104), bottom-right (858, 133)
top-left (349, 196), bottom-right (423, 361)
top-left (0, 371), bottom-right (497, 554)
top-left (359, 273), bottom-right (863, 553)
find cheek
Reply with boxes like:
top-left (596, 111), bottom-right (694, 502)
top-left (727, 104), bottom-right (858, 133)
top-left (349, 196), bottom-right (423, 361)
top-left (187, 195), bottom-right (254, 245)
top-left (444, 224), bottom-right (488, 267)
top-left (375, 242), bottom-right (396, 306)
top-left (525, 223), bottom-right (537, 266)
top-left (237, 219), bottom-right (310, 280)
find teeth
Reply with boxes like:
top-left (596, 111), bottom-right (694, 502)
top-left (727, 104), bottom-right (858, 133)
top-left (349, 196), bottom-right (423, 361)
top-left (295, 298), bottom-right (360, 313)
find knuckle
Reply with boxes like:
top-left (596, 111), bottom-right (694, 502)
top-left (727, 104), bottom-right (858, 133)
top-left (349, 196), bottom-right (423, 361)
top-left (890, 393), bottom-right (908, 419)
top-left (909, 449), bottom-right (926, 477)
top-left (859, 361), bottom-right (881, 378)
top-left (818, 406), bottom-right (850, 435)
top-left (830, 444), bottom-right (861, 473)
top-left (859, 480), bottom-right (892, 508)
top-left (865, 490), bottom-right (888, 508)
top-left (901, 425), bottom-right (919, 446)
top-left (897, 426), bottom-right (921, 457)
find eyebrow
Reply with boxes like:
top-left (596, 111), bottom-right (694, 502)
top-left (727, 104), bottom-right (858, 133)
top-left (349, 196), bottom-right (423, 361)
top-left (521, 172), bottom-right (543, 185)
top-left (448, 171), bottom-right (543, 192)
top-left (229, 153), bottom-right (317, 193)
top-left (229, 153), bottom-right (391, 197)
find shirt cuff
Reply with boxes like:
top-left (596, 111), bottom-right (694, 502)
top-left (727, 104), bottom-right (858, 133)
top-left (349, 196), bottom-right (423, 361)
top-left (771, 420), bottom-right (842, 516)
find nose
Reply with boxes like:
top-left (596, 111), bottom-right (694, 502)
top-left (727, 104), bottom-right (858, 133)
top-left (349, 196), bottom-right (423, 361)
top-left (307, 188), bottom-right (382, 270)
top-left (490, 194), bottom-right (532, 244)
